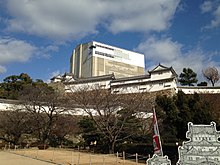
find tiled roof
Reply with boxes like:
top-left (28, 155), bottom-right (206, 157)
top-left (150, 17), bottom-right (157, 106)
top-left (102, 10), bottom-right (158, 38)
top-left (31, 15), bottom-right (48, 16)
top-left (111, 74), bottom-right (151, 83)
top-left (64, 74), bottom-right (115, 84)
top-left (148, 63), bottom-right (177, 76)
top-left (111, 77), bottom-right (176, 87)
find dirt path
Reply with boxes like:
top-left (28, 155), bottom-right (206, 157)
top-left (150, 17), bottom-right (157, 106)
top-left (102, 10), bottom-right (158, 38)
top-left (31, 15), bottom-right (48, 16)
top-left (7, 148), bottom-right (146, 165)
top-left (0, 151), bottom-right (55, 165)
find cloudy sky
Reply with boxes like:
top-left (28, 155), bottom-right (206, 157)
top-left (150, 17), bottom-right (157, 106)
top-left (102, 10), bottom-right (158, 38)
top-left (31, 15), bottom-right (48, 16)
top-left (0, 0), bottom-right (220, 84)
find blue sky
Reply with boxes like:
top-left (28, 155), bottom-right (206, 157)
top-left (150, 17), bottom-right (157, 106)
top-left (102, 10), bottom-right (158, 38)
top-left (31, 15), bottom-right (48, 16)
top-left (0, 0), bottom-right (220, 84)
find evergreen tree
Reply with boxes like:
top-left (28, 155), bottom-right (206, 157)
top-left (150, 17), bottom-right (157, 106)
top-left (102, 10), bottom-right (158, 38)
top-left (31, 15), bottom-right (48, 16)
top-left (197, 81), bottom-right (208, 86)
top-left (178, 68), bottom-right (198, 86)
top-left (156, 95), bottom-right (179, 142)
top-left (0, 73), bottom-right (33, 99)
top-left (156, 91), bottom-right (213, 141)
top-left (0, 73), bottom-right (47, 99)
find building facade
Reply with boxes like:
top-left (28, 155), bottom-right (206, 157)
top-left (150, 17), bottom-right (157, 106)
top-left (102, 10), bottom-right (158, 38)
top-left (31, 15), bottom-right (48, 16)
top-left (110, 64), bottom-right (178, 94)
top-left (52, 64), bottom-right (178, 94)
top-left (70, 41), bottom-right (145, 78)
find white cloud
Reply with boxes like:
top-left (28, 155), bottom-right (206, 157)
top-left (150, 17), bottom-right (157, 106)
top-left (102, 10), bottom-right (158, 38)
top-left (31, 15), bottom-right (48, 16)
top-left (36, 45), bottom-right (59, 59)
top-left (0, 37), bottom-right (59, 73)
top-left (50, 70), bottom-right (62, 78)
top-left (136, 37), bottom-right (182, 62)
top-left (200, 1), bottom-right (213, 13)
top-left (5, 0), bottom-right (180, 40)
top-left (0, 65), bottom-right (6, 73)
top-left (0, 37), bottom-right (37, 64)
top-left (46, 70), bottom-right (63, 83)
top-left (201, 1), bottom-right (220, 28)
top-left (0, 37), bottom-right (60, 60)
top-left (136, 37), bottom-right (219, 81)
top-left (105, 0), bottom-right (180, 34)
top-left (210, 5), bottom-right (220, 28)
top-left (167, 49), bottom-right (207, 77)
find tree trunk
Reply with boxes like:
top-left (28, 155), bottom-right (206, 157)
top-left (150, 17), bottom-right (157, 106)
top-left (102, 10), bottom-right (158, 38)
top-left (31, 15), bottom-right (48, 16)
top-left (109, 140), bottom-right (116, 154)
top-left (211, 80), bottom-right (215, 87)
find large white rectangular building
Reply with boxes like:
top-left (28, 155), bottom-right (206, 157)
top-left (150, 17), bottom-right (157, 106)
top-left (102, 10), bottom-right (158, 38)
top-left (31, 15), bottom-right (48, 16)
top-left (70, 41), bottom-right (145, 78)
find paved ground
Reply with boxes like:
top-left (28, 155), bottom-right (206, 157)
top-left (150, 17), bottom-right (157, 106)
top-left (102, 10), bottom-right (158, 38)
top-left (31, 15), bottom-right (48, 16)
top-left (0, 151), bottom-right (55, 165)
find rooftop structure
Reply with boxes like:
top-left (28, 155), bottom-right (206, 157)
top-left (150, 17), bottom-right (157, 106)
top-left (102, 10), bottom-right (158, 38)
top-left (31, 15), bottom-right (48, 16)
top-left (70, 41), bottom-right (145, 78)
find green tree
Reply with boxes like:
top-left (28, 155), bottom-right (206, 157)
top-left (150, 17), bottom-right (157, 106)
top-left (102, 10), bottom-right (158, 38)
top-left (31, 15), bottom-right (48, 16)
top-left (0, 73), bottom-right (50, 99)
top-left (188, 93), bottom-right (212, 124)
top-left (197, 81), bottom-right (208, 86)
top-left (174, 92), bottom-right (192, 139)
top-left (0, 73), bottom-right (33, 99)
top-left (156, 91), bottom-right (213, 141)
top-left (178, 68), bottom-right (198, 86)
top-left (156, 95), bottom-right (179, 142)
top-left (78, 117), bottom-right (103, 151)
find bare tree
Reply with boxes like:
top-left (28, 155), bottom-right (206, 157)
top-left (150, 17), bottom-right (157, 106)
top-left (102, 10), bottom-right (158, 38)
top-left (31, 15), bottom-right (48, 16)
top-left (50, 115), bottom-right (80, 146)
top-left (67, 85), bottom-right (158, 153)
top-left (0, 109), bottom-right (36, 145)
top-left (203, 67), bottom-right (220, 86)
top-left (19, 84), bottom-right (70, 145)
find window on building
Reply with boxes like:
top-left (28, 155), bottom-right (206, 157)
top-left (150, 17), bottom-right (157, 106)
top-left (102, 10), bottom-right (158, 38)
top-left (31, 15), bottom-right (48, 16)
top-left (164, 84), bottom-right (171, 87)
top-left (95, 44), bottom-right (114, 51)
top-left (113, 90), bottom-right (119, 93)
top-left (139, 87), bottom-right (146, 90)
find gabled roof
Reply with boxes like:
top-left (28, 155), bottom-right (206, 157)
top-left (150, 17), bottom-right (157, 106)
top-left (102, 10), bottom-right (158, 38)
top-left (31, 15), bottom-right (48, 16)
top-left (50, 74), bottom-right (63, 80)
top-left (212, 147), bottom-right (220, 155)
top-left (62, 73), bottom-right (74, 77)
top-left (197, 139), bottom-right (213, 146)
top-left (149, 63), bottom-right (169, 72)
top-left (186, 147), bottom-right (198, 154)
top-left (51, 73), bottom-right (75, 81)
top-left (148, 63), bottom-right (177, 76)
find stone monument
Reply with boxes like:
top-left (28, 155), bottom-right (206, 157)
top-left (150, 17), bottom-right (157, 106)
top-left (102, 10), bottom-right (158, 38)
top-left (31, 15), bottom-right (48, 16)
top-left (147, 154), bottom-right (171, 165)
top-left (177, 122), bottom-right (220, 165)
